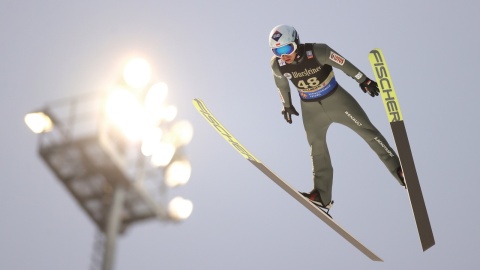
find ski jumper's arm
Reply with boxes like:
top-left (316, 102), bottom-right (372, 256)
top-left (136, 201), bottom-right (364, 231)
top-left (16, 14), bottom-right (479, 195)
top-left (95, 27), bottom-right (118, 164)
top-left (270, 56), bottom-right (293, 108)
top-left (313, 43), bottom-right (368, 84)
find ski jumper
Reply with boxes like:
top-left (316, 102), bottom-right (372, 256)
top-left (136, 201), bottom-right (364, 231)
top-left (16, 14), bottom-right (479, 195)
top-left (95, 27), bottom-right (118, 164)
top-left (271, 43), bottom-right (403, 205)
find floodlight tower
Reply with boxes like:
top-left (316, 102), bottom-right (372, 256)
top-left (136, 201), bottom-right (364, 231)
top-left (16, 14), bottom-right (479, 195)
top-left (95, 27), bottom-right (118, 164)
top-left (25, 58), bottom-right (194, 270)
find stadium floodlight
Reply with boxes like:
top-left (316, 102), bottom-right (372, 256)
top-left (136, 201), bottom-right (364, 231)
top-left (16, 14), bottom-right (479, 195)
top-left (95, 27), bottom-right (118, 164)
top-left (25, 56), bottom-right (194, 270)
top-left (152, 104), bottom-right (178, 123)
top-left (150, 142), bottom-right (176, 167)
top-left (164, 105), bottom-right (178, 122)
top-left (105, 87), bottom-right (151, 142)
top-left (168, 196), bottom-right (193, 220)
top-left (105, 88), bottom-right (137, 125)
top-left (144, 82), bottom-right (168, 115)
top-left (141, 127), bottom-right (163, 156)
top-left (123, 58), bottom-right (151, 89)
top-left (165, 159), bottom-right (192, 187)
top-left (169, 120), bottom-right (194, 147)
top-left (24, 111), bottom-right (53, 133)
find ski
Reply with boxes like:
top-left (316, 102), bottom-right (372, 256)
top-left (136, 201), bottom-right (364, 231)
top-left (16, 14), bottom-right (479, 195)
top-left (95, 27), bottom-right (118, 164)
top-left (193, 98), bottom-right (383, 262)
top-left (368, 49), bottom-right (435, 251)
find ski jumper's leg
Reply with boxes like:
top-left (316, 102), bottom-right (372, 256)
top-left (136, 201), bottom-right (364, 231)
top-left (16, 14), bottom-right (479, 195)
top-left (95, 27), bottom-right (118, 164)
top-left (323, 86), bottom-right (403, 185)
top-left (300, 100), bottom-right (334, 204)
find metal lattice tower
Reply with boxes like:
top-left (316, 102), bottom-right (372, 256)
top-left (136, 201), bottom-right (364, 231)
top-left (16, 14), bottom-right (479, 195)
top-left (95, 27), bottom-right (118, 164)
top-left (35, 92), bottom-right (179, 270)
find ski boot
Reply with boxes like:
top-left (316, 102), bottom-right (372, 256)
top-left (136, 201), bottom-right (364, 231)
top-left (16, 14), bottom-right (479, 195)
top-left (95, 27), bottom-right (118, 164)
top-left (397, 167), bottom-right (406, 188)
top-left (300, 189), bottom-right (334, 216)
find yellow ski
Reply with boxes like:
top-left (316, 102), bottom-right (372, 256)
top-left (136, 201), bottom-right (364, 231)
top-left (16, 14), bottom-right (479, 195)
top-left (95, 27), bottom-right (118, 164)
top-left (369, 49), bottom-right (435, 251)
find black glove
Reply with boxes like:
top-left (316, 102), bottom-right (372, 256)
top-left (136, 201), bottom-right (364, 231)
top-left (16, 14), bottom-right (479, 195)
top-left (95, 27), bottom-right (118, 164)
top-left (281, 106), bottom-right (299, 124)
top-left (359, 78), bottom-right (379, 97)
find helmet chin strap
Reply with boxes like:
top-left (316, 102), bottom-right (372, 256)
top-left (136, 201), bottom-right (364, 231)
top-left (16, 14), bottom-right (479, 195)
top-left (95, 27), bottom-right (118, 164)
top-left (291, 43), bottom-right (305, 63)
top-left (297, 43), bottom-right (304, 56)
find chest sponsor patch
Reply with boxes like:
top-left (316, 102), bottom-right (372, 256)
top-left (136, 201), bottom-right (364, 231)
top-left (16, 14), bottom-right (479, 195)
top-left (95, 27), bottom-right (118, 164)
top-left (329, 51), bottom-right (345, 66)
top-left (307, 50), bottom-right (313, 59)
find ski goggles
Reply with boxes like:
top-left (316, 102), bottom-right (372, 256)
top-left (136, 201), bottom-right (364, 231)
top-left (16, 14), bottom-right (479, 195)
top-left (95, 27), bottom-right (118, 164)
top-left (272, 42), bottom-right (297, 57)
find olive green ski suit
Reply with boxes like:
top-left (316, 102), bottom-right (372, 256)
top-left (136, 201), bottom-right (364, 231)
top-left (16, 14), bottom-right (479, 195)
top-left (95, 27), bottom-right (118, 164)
top-left (270, 43), bottom-right (403, 205)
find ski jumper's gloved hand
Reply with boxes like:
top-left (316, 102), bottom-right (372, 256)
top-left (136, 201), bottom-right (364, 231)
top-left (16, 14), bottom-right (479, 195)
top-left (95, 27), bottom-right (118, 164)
top-left (359, 78), bottom-right (380, 97)
top-left (281, 106), bottom-right (299, 124)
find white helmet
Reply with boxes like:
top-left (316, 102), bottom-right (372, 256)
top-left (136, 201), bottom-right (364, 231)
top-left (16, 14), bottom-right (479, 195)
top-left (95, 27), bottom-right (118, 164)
top-left (268, 24), bottom-right (300, 49)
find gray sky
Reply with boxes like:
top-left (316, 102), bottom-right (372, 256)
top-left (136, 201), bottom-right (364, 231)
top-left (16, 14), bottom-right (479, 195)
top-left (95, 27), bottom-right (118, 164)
top-left (1, 0), bottom-right (479, 269)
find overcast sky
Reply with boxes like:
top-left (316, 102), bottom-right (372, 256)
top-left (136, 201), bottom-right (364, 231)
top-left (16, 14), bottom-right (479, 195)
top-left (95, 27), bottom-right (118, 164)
top-left (1, 0), bottom-right (479, 269)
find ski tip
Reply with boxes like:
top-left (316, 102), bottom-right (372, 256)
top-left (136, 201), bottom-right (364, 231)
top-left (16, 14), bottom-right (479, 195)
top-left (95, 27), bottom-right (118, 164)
top-left (192, 98), bottom-right (205, 108)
